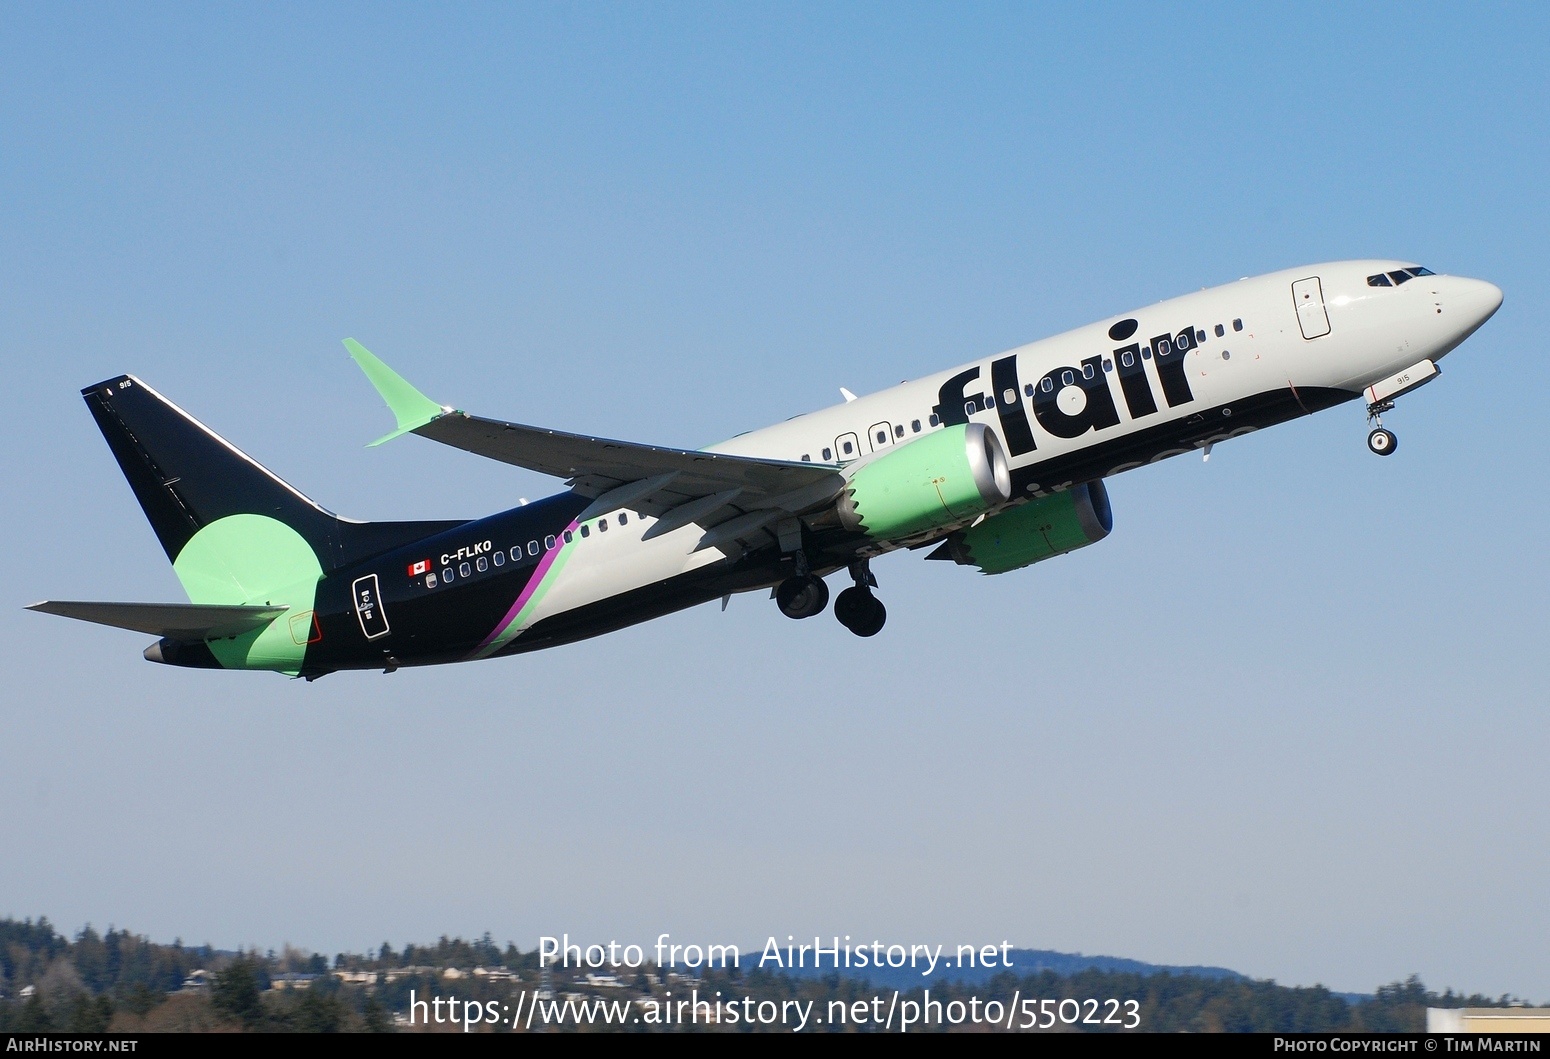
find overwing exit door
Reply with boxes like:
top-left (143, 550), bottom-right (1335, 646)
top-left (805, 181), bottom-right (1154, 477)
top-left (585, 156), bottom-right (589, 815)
top-left (1292, 277), bottom-right (1331, 339)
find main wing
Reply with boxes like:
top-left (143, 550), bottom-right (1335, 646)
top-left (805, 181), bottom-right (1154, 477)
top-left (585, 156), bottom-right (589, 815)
top-left (346, 341), bottom-right (845, 552)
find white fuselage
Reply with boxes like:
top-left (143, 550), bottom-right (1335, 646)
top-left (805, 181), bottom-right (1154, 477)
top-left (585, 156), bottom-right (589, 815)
top-left (515, 260), bottom-right (1502, 634)
top-left (714, 260), bottom-right (1498, 476)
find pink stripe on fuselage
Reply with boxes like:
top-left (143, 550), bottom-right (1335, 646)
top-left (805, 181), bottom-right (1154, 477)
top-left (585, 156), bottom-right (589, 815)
top-left (475, 521), bottom-right (579, 649)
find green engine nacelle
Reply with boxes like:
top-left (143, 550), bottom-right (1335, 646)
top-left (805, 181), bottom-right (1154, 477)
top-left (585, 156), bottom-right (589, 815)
top-left (837, 423), bottom-right (1012, 541)
top-left (929, 480), bottom-right (1113, 574)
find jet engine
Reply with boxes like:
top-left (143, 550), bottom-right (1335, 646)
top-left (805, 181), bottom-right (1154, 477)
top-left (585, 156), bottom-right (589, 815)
top-left (927, 479), bottom-right (1112, 574)
top-left (836, 423), bottom-right (1011, 542)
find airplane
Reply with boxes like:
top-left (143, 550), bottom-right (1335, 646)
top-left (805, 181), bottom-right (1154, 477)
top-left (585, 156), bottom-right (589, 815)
top-left (29, 260), bottom-right (1501, 679)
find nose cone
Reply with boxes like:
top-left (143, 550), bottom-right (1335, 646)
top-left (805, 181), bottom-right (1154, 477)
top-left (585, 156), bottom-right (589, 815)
top-left (1453, 276), bottom-right (1504, 330)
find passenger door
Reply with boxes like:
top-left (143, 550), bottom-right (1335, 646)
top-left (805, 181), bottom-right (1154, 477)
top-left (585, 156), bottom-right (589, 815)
top-left (1292, 277), bottom-right (1331, 339)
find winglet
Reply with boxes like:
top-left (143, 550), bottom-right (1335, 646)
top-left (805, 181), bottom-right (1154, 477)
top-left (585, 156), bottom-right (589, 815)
top-left (344, 339), bottom-right (452, 446)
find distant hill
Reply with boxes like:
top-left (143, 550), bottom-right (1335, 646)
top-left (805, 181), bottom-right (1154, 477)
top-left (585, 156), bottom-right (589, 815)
top-left (746, 946), bottom-right (1245, 991)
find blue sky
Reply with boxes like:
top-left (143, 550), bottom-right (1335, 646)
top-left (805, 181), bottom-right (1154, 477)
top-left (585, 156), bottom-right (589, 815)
top-left (2, 3), bottom-right (1546, 998)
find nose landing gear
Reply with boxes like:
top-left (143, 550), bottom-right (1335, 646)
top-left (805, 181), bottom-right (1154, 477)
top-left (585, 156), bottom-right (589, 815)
top-left (834, 560), bottom-right (886, 637)
top-left (1366, 399), bottom-right (1398, 457)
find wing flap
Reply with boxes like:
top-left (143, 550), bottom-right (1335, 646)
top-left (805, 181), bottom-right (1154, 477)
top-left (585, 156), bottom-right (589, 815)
top-left (27, 601), bottom-right (289, 640)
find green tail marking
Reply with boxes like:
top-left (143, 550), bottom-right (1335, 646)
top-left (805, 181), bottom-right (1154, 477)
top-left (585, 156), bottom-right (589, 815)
top-left (172, 514), bottom-right (324, 673)
top-left (344, 339), bottom-right (450, 446)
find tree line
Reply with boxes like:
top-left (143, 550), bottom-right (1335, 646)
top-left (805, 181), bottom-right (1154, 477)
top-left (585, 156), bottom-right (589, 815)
top-left (0, 917), bottom-right (1528, 1033)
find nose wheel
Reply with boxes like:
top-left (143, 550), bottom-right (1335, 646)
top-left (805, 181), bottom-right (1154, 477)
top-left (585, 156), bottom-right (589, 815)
top-left (1365, 399), bottom-right (1398, 457)
top-left (834, 560), bottom-right (886, 637)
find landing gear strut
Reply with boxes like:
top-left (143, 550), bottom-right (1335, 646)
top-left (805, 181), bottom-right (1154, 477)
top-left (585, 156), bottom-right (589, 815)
top-left (1366, 400), bottom-right (1398, 457)
top-left (834, 560), bottom-right (886, 637)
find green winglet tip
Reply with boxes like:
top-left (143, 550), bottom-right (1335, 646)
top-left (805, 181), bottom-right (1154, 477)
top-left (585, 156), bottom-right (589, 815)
top-left (344, 339), bottom-right (449, 445)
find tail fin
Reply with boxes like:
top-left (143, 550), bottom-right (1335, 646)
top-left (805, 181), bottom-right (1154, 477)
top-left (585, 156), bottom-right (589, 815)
top-left (82, 376), bottom-right (464, 583)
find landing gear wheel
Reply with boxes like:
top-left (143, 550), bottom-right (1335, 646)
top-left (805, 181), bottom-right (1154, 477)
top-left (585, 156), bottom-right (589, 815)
top-left (834, 586), bottom-right (886, 637)
top-left (833, 585), bottom-right (865, 628)
top-left (1367, 427), bottom-right (1398, 456)
top-left (776, 575), bottom-right (829, 619)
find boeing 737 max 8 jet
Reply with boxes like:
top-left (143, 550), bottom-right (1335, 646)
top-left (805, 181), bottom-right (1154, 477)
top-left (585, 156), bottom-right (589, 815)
top-left (30, 260), bottom-right (1502, 678)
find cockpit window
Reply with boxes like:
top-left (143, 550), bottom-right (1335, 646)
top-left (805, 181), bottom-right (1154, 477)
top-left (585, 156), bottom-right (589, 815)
top-left (1369, 267), bottom-right (1433, 288)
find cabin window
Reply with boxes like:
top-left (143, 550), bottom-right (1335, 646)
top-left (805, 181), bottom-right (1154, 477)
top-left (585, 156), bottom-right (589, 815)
top-left (1215, 323), bottom-right (1225, 336)
top-left (1061, 370), bottom-right (1074, 386)
top-left (528, 540), bottom-right (540, 554)
top-left (617, 513), bottom-right (627, 527)
top-left (509, 547), bottom-right (521, 562)
top-left (1103, 359), bottom-right (1113, 372)
top-left (598, 519), bottom-right (608, 533)
top-left (822, 447), bottom-right (832, 460)
top-left (476, 556), bottom-right (488, 573)
top-left (1082, 364), bottom-right (1094, 380)
top-left (1002, 388), bottom-right (1016, 404)
top-left (1121, 350), bottom-right (1134, 367)
top-left (459, 562), bottom-right (471, 578)
top-left (442, 567), bottom-right (454, 583)
top-left (911, 419), bottom-right (921, 433)
top-left (929, 413), bottom-right (940, 427)
top-left (1233, 318), bottom-right (1243, 331)
top-left (545, 534), bottom-right (557, 548)
top-left (842, 440), bottom-right (854, 455)
top-left (492, 551), bottom-right (504, 567)
top-left (894, 424), bottom-right (904, 438)
top-left (1196, 329), bottom-right (1207, 343)
top-left (801, 454), bottom-right (811, 461)
top-left (563, 530), bottom-right (573, 543)
top-left (876, 429), bottom-right (887, 444)
top-left (1024, 383), bottom-right (1034, 397)
top-left (426, 573), bottom-right (437, 588)
top-left (579, 525), bottom-right (590, 538)
top-left (1041, 377), bottom-right (1053, 393)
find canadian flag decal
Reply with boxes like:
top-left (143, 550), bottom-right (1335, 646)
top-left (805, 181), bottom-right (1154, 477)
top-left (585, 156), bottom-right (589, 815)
top-left (407, 559), bottom-right (431, 578)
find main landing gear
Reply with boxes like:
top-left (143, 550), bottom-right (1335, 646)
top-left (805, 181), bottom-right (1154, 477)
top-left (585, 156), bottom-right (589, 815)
top-left (834, 561), bottom-right (886, 638)
top-left (774, 557), bottom-right (887, 636)
top-left (1366, 399), bottom-right (1398, 457)
top-left (775, 549), bottom-right (829, 619)
top-left (775, 572), bottom-right (828, 619)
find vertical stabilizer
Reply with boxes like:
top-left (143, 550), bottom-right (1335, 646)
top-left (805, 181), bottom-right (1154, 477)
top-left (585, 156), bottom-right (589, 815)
top-left (81, 375), bottom-right (465, 592)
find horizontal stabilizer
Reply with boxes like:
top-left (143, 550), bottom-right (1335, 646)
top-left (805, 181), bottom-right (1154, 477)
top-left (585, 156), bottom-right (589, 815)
top-left (27, 600), bottom-right (288, 640)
